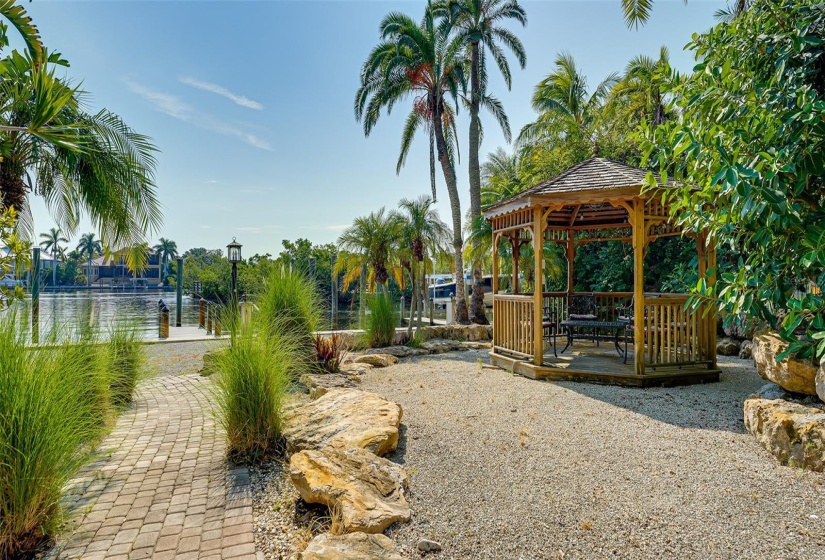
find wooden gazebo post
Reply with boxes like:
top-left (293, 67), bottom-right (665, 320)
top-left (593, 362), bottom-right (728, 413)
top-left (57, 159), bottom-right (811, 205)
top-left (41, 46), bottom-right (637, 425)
top-left (533, 205), bottom-right (544, 366)
top-left (632, 197), bottom-right (646, 375)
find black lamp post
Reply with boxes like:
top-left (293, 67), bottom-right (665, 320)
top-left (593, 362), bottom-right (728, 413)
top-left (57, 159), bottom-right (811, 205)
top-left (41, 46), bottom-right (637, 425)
top-left (227, 238), bottom-right (242, 306)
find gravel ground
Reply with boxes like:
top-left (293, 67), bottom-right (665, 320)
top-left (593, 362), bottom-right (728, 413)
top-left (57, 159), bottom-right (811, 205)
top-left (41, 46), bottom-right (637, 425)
top-left (359, 351), bottom-right (825, 560)
top-left (144, 339), bottom-right (227, 377)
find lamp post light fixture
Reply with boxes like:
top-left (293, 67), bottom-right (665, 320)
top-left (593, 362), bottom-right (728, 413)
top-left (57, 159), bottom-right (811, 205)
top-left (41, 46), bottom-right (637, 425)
top-left (227, 237), bottom-right (242, 306)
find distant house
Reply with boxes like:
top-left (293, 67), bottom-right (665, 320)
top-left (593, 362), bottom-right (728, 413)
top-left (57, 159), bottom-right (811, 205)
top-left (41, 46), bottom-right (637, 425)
top-left (87, 253), bottom-right (162, 286)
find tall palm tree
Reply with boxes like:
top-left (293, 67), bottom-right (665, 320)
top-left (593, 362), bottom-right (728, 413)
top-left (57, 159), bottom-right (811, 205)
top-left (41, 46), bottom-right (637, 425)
top-left (518, 52), bottom-right (617, 148)
top-left (76, 232), bottom-right (101, 287)
top-left (335, 207), bottom-right (405, 292)
top-left (39, 226), bottom-right (68, 286)
top-left (355, 3), bottom-right (472, 323)
top-left (153, 237), bottom-right (178, 282)
top-left (0, 50), bottom-right (162, 245)
top-left (611, 46), bottom-right (674, 127)
top-left (442, 0), bottom-right (526, 324)
top-left (399, 195), bottom-right (450, 335)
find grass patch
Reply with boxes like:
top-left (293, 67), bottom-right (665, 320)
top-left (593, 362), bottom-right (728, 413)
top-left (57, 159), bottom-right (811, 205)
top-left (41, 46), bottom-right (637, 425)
top-left (362, 292), bottom-right (397, 348)
top-left (0, 312), bottom-right (107, 558)
top-left (105, 321), bottom-right (145, 407)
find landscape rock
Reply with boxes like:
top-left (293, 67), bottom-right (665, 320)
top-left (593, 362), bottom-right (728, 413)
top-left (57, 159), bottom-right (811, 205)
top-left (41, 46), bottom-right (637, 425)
top-left (282, 389), bottom-right (402, 456)
top-left (367, 346), bottom-right (428, 359)
top-left (818, 363), bottom-right (825, 403)
top-left (300, 532), bottom-right (406, 560)
top-left (199, 347), bottom-right (227, 376)
top-left (340, 361), bottom-right (373, 377)
top-left (460, 341), bottom-right (492, 350)
top-left (289, 447), bottom-right (410, 533)
top-left (753, 382), bottom-right (794, 401)
top-left (752, 332), bottom-right (817, 395)
top-left (743, 397), bottom-right (825, 471)
top-left (417, 324), bottom-right (492, 342)
top-left (716, 337), bottom-right (741, 356)
top-left (738, 340), bottom-right (753, 360)
top-left (421, 338), bottom-right (463, 354)
top-left (354, 354), bottom-right (399, 368)
top-left (417, 539), bottom-right (442, 553)
top-left (299, 373), bottom-right (358, 399)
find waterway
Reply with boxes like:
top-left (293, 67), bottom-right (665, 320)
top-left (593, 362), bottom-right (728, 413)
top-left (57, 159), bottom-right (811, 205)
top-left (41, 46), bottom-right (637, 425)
top-left (16, 291), bottom-right (200, 340)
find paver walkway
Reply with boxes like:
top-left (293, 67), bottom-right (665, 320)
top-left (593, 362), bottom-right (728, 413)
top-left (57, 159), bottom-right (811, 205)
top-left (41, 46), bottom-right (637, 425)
top-left (48, 371), bottom-right (255, 560)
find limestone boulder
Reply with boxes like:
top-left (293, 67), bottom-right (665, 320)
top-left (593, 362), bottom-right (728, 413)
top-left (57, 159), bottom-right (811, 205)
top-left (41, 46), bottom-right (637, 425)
top-left (743, 397), bottom-right (825, 471)
top-left (752, 332), bottom-right (817, 395)
top-left (421, 338), bottom-right (462, 354)
top-left (354, 354), bottom-right (399, 368)
top-left (299, 373), bottom-right (359, 399)
top-left (366, 346), bottom-right (427, 359)
top-left (282, 389), bottom-right (402, 456)
top-left (716, 337), bottom-right (741, 356)
top-left (818, 363), bottom-right (825, 403)
top-left (290, 447), bottom-right (410, 533)
top-left (340, 361), bottom-right (373, 377)
top-left (300, 532), bottom-right (406, 560)
top-left (738, 340), bottom-right (753, 360)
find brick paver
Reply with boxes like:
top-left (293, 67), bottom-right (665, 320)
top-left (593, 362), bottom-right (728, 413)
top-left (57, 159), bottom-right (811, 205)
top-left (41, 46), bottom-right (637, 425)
top-left (47, 373), bottom-right (255, 560)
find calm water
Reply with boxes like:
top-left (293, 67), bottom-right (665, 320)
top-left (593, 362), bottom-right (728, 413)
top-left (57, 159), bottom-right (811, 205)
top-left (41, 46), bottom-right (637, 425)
top-left (17, 291), bottom-right (201, 339)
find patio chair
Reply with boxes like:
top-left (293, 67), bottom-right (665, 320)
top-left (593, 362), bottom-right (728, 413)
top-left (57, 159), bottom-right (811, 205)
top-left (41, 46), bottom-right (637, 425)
top-left (542, 306), bottom-right (558, 357)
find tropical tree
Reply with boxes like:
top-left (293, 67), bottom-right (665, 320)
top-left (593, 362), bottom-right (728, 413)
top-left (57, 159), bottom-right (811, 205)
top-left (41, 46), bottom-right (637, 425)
top-left (39, 226), bottom-right (68, 285)
top-left (335, 207), bottom-right (405, 293)
top-left (153, 237), bottom-right (178, 282)
top-left (518, 52), bottom-right (618, 148)
top-left (621, 0), bottom-right (752, 28)
top-left (642, 0), bottom-right (824, 359)
top-left (356, 3), bottom-right (472, 322)
top-left (76, 232), bottom-right (101, 287)
top-left (398, 195), bottom-right (450, 336)
top-left (611, 46), bottom-right (674, 127)
top-left (440, 0), bottom-right (526, 324)
top-left (124, 242), bottom-right (150, 284)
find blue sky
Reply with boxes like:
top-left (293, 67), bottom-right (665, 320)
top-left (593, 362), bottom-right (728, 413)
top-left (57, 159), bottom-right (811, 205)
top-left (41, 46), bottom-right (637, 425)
top-left (22, 0), bottom-right (719, 257)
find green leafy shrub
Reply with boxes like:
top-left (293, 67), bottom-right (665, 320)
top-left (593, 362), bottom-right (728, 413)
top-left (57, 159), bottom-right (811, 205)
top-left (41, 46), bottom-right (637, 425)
top-left (363, 292), bottom-right (398, 348)
top-left (0, 313), bottom-right (106, 558)
top-left (215, 324), bottom-right (299, 462)
top-left (312, 333), bottom-right (344, 373)
top-left (106, 321), bottom-right (145, 407)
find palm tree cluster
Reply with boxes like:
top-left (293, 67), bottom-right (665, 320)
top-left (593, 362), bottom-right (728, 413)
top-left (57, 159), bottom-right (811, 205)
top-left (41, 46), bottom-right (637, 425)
top-left (355, 0), bottom-right (527, 325)
top-left (0, 2), bottom-right (161, 255)
top-left (37, 227), bottom-right (177, 287)
top-left (335, 195), bottom-right (450, 336)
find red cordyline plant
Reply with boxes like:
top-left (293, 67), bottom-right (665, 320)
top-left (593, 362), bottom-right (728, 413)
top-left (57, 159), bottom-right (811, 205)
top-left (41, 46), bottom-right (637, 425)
top-left (312, 333), bottom-right (344, 373)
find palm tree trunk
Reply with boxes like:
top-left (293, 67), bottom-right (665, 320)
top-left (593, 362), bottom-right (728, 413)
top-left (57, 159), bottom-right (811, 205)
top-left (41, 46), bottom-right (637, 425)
top-left (87, 255), bottom-right (92, 287)
top-left (406, 264), bottom-right (416, 339)
top-left (433, 107), bottom-right (469, 324)
top-left (53, 249), bottom-right (57, 286)
top-left (468, 41), bottom-right (488, 325)
top-left (429, 128), bottom-right (437, 202)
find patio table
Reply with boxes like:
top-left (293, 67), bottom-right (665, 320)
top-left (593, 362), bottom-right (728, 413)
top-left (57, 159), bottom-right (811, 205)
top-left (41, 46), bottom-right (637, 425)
top-left (559, 319), bottom-right (629, 357)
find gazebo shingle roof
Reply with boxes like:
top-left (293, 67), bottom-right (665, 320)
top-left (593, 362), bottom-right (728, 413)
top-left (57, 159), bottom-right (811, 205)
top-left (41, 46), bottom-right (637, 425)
top-left (483, 157), bottom-right (675, 216)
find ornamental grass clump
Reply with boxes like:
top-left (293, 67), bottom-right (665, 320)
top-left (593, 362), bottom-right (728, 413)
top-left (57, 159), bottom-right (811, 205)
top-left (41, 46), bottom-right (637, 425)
top-left (256, 266), bottom-right (324, 343)
top-left (0, 313), bottom-right (107, 558)
top-left (215, 323), bottom-right (299, 462)
top-left (105, 320), bottom-right (146, 407)
top-left (312, 333), bottom-right (344, 373)
top-left (363, 292), bottom-right (398, 348)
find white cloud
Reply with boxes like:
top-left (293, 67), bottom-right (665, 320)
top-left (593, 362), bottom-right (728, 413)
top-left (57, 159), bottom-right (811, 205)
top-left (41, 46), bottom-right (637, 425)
top-left (179, 76), bottom-right (263, 110)
top-left (125, 79), bottom-right (272, 151)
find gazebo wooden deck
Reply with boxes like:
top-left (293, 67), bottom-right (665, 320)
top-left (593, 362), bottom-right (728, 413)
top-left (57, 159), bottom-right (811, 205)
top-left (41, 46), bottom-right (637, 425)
top-left (483, 157), bottom-right (720, 387)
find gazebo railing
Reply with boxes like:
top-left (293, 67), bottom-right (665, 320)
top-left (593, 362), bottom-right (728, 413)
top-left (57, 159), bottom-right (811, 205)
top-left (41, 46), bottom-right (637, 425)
top-left (643, 295), bottom-right (708, 367)
top-left (541, 292), bottom-right (633, 323)
top-left (493, 294), bottom-right (535, 358)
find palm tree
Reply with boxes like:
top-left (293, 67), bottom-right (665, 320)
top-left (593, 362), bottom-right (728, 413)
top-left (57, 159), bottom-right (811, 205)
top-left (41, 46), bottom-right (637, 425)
top-left (611, 47), bottom-right (674, 127)
top-left (124, 242), bottom-right (150, 284)
top-left (335, 208), bottom-right (405, 293)
top-left (153, 237), bottom-right (178, 282)
top-left (398, 195), bottom-right (450, 336)
top-left (0, 49), bottom-right (162, 245)
top-left (355, 3), bottom-right (472, 323)
top-left (441, 0), bottom-right (526, 324)
top-left (76, 232), bottom-right (102, 287)
top-left (39, 227), bottom-right (68, 286)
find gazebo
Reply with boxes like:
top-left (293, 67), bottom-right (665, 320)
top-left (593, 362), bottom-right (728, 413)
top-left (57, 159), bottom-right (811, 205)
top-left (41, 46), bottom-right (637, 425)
top-left (483, 157), bottom-right (720, 386)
